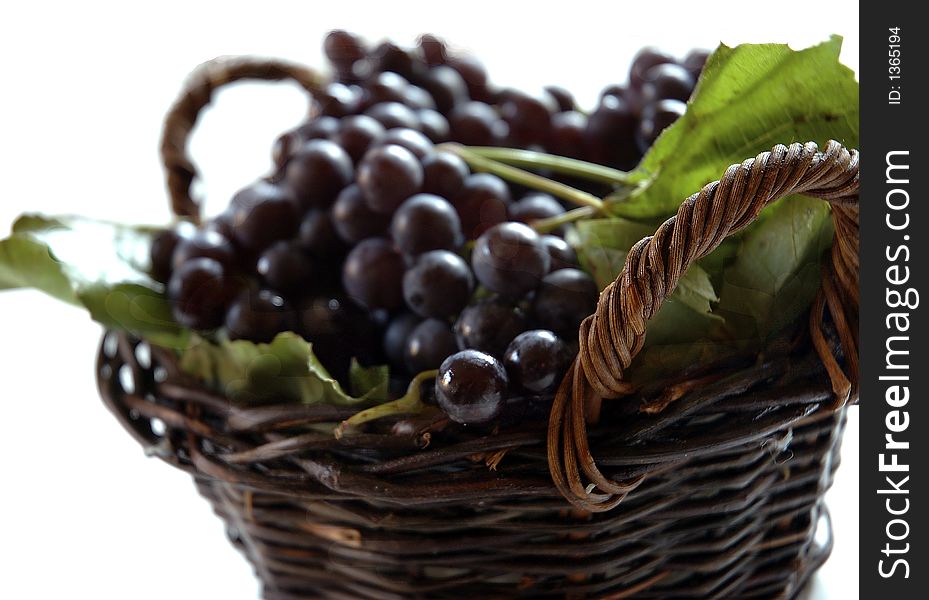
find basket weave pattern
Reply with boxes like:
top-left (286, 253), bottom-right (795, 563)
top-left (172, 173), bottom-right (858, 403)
top-left (100, 334), bottom-right (846, 599)
top-left (96, 57), bottom-right (859, 599)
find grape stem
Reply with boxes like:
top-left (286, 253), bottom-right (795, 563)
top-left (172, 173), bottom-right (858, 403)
top-left (530, 206), bottom-right (597, 234)
top-left (334, 369), bottom-right (438, 438)
top-left (440, 144), bottom-right (605, 212)
top-left (462, 147), bottom-right (632, 186)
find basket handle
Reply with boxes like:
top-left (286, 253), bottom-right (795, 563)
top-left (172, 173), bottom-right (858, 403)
top-left (160, 56), bottom-right (327, 222)
top-left (548, 140), bottom-right (859, 512)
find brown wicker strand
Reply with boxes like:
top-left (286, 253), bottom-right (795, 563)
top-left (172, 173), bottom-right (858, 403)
top-left (550, 141), bottom-right (859, 512)
top-left (160, 56), bottom-right (326, 221)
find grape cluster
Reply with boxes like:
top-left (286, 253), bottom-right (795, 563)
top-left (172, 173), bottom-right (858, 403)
top-left (281, 32), bottom-right (707, 173)
top-left (586, 47), bottom-right (707, 168)
top-left (152, 32), bottom-right (708, 424)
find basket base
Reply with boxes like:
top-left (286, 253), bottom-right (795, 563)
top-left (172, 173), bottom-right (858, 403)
top-left (188, 409), bottom-right (845, 600)
top-left (95, 332), bottom-right (849, 599)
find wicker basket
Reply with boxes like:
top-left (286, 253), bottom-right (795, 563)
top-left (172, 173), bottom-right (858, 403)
top-left (97, 57), bottom-right (859, 599)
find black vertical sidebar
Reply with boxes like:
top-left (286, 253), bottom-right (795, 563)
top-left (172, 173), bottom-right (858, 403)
top-left (860, 7), bottom-right (927, 599)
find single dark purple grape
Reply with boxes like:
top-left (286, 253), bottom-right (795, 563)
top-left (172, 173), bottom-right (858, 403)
top-left (272, 131), bottom-right (300, 168)
top-left (403, 250), bottom-right (473, 318)
top-left (504, 329), bottom-right (573, 393)
top-left (454, 297), bottom-right (529, 358)
top-left (599, 84), bottom-right (642, 115)
top-left (297, 116), bottom-right (341, 141)
top-left (405, 318), bottom-right (459, 373)
top-left (540, 235), bottom-right (577, 271)
top-left (448, 101), bottom-right (506, 146)
top-left (256, 240), bottom-right (313, 292)
top-left (421, 65), bottom-right (469, 113)
top-left (584, 95), bottom-right (640, 170)
top-left (298, 209), bottom-right (342, 255)
top-left (357, 144), bottom-right (423, 214)
top-left (422, 151), bottom-right (468, 199)
top-left (546, 111), bottom-right (587, 159)
top-left (167, 257), bottom-right (239, 330)
top-left (418, 34), bottom-right (448, 66)
top-left (448, 55), bottom-right (491, 102)
top-left (334, 115), bottom-right (385, 163)
top-left (641, 63), bottom-right (696, 103)
top-left (452, 173), bottom-right (510, 240)
top-left (324, 30), bottom-right (367, 71)
top-left (416, 109), bottom-right (450, 142)
top-left (299, 295), bottom-right (381, 379)
top-left (149, 227), bottom-right (189, 283)
top-left (682, 48), bottom-right (711, 78)
top-left (298, 295), bottom-right (363, 344)
top-left (331, 184), bottom-right (391, 244)
top-left (364, 101), bottom-right (421, 130)
top-left (228, 181), bottom-right (300, 253)
top-left (363, 71), bottom-right (410, 107)
top-left (342, 237), bottom-right (405, 309)
top-left (509, 193), bottom-right (565, 230)
top-left (225, 289), bottom-right (291, 343)
top-left (629, 47), bottom-right (677, 89)
top-left (471, 222), bottom-right (550, 298)
top-left (344, 55), bottom-right (374, 82)
top-left (369, 41), bottom-right (420, 80)
top-left (284, 139), bottom-right (354, 209)
top-left (390, 194), bottom-right (463, 255)
top-left (171, 229), bottom-right (237, 271)
top-left (544, 85), bottom-right (575, 112)
top-left (373, 128), bottom-right (434, 159)
top-left (500, 89), bottom-right (554, 147)
top-left (272, 116), bottom-right (342, 167)
top-left (383, 312), bottom-right (422, 370)
top-left (205, 211), bottom-right (237, 244)
top-left (435, 350), bottom-right (507, 425)
top-left (637, 99), bottom-right (687, 152)
top-left (532, 268), bottom-right (599, 337)
top-left (316, 82), bottom-right (363, 117)
top-left (402, 85), bottom-right (437, 110)
top-left (599, 83), bottom-right (631, 102)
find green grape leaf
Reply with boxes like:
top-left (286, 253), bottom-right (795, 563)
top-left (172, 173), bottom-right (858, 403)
top-left (0, 214), bottom-right (392, 407)
top-left (0, 228), bottom-right (78, 304)
top-left (672, 264), bottom-right (720, 317)
top-left (179, 332), bottom-right (389, 406)
top-left (573, 217), bottom-right (656, 291)
top-left (575, 218), bottom-right (657, 256)
top-left (716, 195), bottom-right (834, 341)
top-left (349, 359), bottom-right (390, 401)
top-left (576, 245), bottom-right (626, 292)
top-left (613, 35), bottom-right (858, 219)
top-left (0, 214), bottom-right (187, 347)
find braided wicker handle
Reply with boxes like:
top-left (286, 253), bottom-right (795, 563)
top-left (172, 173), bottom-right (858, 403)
top-left (160, 56), bottom-right (326, 222)
top-left (549, 140), bottom-right (859, 512)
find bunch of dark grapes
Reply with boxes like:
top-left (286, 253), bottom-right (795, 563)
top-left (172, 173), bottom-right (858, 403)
top-left (281, 32), bottom-right (707, 173)
top-left (589, 46), bottom-right (708, 167)
top-left (150, 31), bottom-right (708, 424)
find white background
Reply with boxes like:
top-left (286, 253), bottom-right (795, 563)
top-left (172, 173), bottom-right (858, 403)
top-left (0, 2), bottom-right (858, 598)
